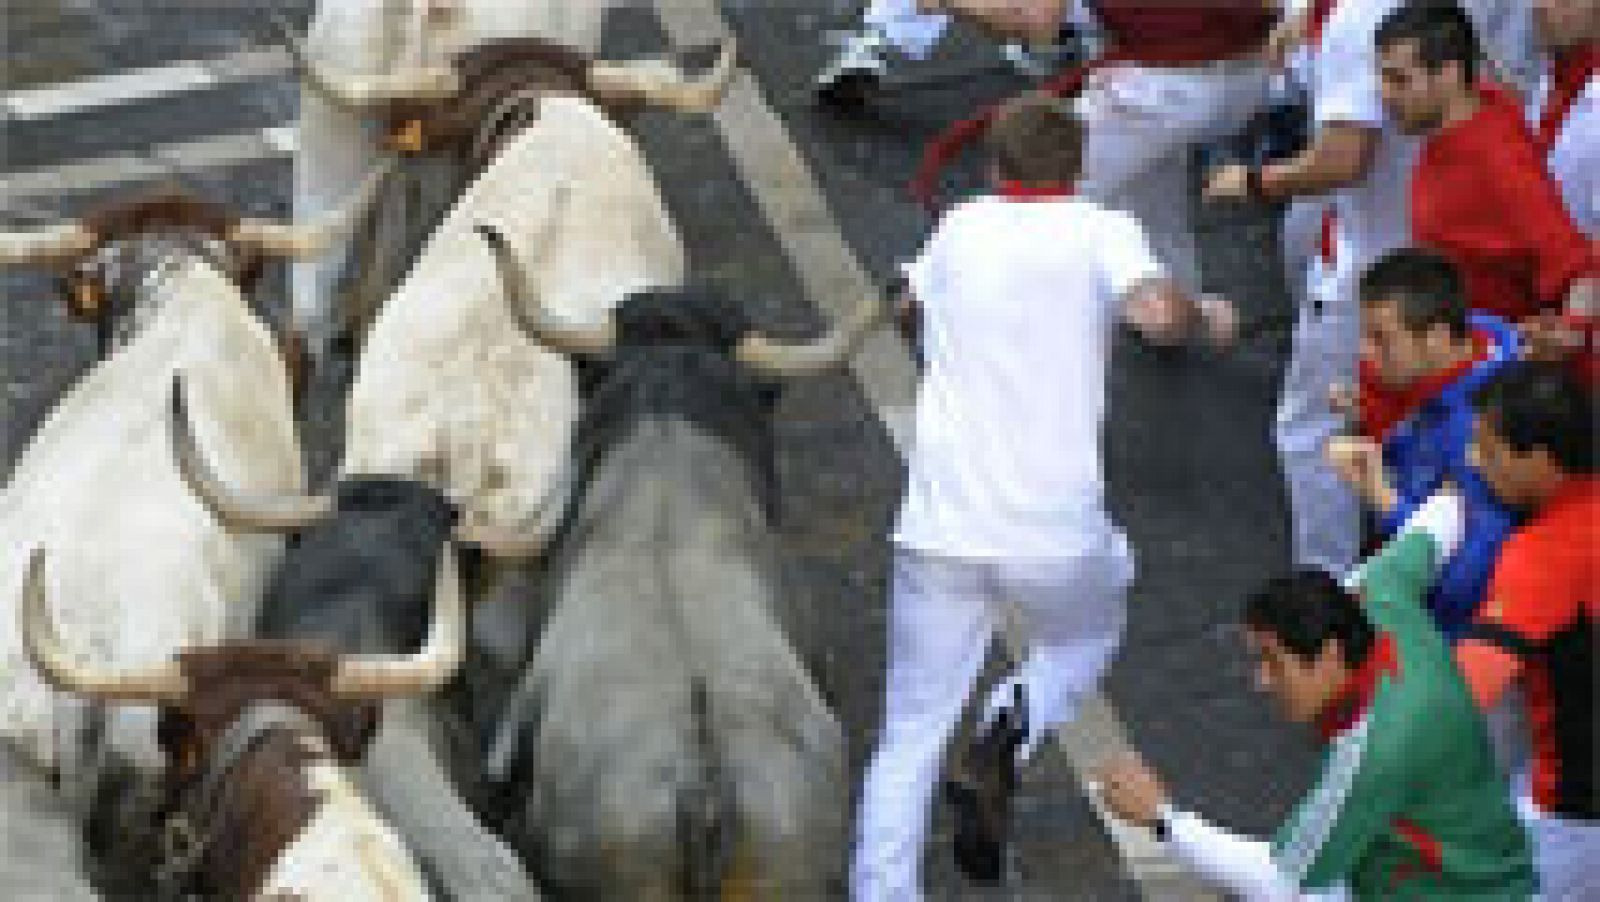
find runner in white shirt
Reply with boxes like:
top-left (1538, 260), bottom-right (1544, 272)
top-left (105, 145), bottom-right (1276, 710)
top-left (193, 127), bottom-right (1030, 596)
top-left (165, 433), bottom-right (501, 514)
top-left (852, 95), bottom-right (1236, 901)
top-left (1208, 0), bottom-right (1420, 577)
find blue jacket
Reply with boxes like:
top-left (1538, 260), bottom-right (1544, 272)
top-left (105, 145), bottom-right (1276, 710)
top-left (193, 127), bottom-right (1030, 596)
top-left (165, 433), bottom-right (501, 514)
top-left (1380, 315), bottom-right (1522, 641)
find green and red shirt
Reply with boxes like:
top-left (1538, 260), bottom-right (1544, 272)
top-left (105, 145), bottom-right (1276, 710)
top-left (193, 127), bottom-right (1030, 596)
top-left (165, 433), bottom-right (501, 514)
top-left (1271, 529), bottom-right (1536, 899)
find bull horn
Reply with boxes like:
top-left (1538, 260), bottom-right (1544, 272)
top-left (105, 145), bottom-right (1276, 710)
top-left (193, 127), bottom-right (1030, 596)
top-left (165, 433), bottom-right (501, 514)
top-left (587, 38), bottom-right (738, 113)
top-left (1, 222), bottom-right (95, 265)
top-left (168, 375), bottom-right (332, 532)
top-left (331, 543), bottom-right (465, 698)
top-left (474, 220), bottom-right (614, 358)
top-left (230, 157), bottom-right (398, 257)
top-left (268, 11), bottom-right (460, 110)
top-left (735, 293), bottom-right (888, 378)
top-left (20, 550), bottom-right (188, 703)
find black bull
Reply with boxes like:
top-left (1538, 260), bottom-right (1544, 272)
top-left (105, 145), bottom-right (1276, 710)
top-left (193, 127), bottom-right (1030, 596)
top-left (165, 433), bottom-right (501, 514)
top-left (205, 474), bottom-right (541, 898)
top-left (485, 286), bottom-right (848, 898)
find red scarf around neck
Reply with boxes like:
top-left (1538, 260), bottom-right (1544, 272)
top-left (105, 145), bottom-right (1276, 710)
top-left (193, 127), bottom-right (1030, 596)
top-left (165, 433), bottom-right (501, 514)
top-left (1535, 43), bottom-right (1598, 156)
top-left (1358, 331), bottom-right (1491, 440)
top-left (997, 180), bottom-right (1075, 200)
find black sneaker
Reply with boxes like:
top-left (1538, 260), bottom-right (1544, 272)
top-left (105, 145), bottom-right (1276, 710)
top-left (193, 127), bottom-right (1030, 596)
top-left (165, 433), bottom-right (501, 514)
top-left (944, 684), bottom-right (1029, 883)
top-left (814, 30), bottom-right (888, 108)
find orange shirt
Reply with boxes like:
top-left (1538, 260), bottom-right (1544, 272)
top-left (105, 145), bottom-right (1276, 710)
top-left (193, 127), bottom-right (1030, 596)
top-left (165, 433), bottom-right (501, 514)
top-left (1464, 477), bottom-right (1597, 818)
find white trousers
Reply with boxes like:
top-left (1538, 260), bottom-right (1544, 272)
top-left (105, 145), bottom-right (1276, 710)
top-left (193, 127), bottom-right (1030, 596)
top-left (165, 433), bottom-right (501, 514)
top-left (865, 0), bottom-right (954, 60)
top-left (852, 539), bottom-right (1133, 901)
top-left (1275, 243), bottom-right (1361, 576)
top-left (863, 1), bottom-right (1268, 293)
top-left (1073, 63), bottom-right (1268, 292)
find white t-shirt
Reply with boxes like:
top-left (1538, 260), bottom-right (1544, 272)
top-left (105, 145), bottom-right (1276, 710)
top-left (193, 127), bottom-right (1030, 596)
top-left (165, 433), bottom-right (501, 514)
top-left (892, 195), bottom-right (1161, 559)
top-left (1528, 60), bottom-right (1599, 237)
top-left (1310, 1), bottom-right (1419, 286)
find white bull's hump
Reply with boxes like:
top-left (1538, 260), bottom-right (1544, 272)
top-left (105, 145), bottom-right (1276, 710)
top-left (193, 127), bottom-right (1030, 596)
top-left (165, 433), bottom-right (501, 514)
top-left (0, 255), bottom-right (302, 771)
top-left (341, 97), bottom-right (684, 531)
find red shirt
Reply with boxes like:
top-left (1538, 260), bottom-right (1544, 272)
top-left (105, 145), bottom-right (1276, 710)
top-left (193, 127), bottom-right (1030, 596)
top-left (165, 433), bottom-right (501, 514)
top-left (1467, 477), bottom-right (1597, 818)
top-left (1411, 85), bottom-right (1597, 321)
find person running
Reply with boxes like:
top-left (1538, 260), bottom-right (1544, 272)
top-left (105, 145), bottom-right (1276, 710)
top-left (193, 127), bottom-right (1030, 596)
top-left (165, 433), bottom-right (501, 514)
top-left (852, 95), bottom-right (1234, 900)
top-left (1455, 361), bottom-right (1597, 899)
top-left (1100, 491), bottom-right (1536, 900)
top-left (1325, 249), bottom-right (1520, 640)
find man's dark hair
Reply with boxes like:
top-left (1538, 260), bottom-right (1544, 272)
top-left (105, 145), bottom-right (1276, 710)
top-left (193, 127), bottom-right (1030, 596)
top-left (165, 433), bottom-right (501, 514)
top-left (1244, 571), bottom-right (1375, 666)
top-left (1473, 361), bottom-right (1598, 474)
top-left (988, 95), bottom-right (1085, 185)
top-left (1358, 248), bottom-right (1470, 337)
top-left (1377, 0), bottom-right (1482, 83)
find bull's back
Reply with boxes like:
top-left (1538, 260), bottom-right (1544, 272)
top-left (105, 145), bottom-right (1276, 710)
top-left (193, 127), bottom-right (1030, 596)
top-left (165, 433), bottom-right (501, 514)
top-left (0, 259), bottom-right (301, 769)
top-left (342, 99), bottom-right (683, 530)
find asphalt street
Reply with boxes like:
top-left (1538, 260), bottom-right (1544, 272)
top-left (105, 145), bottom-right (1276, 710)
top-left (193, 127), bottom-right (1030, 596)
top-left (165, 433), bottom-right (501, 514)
top-left (3, 2), bottom-right (1320, 897)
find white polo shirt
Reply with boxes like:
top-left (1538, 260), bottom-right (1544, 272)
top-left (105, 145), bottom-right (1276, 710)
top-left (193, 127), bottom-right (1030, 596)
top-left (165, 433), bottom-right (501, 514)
top-left (892, 194), bottom-right (1161, 559)
top-left (1310, 0), bottom-right (1419, 293)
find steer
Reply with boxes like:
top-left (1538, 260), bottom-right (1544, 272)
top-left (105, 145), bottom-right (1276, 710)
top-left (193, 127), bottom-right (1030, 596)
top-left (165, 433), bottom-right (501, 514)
top-left (274, 20), bottom-right (736, 547)
top-left (165, 375), bottom-right (547, 898)
top-left (18, 547), bottom-right (463, 900)
top-left (291, 0), bottom-right (620, 359)
top-left (0, 170), bottom-right (385, 795)
top-left (476, 222), bottom-right (881, 897)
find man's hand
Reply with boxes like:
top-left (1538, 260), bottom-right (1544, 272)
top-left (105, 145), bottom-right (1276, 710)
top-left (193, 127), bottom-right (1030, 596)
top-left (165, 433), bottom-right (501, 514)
top-left (1521, 310), bottom-right (1590, 363)
top-left (1325, 435), bottom-right (1396, 512)
top-left (1262, 10), bottom-right (1309, 67)
top-left (1204, 164), bottom-right (1253, 203)
top-left (924, 0), bottom-right (1069, 45)
top-left (1097, 753), bottom-right (1169, 829)
top-left (1196, 295), bottom-right (1239, 350)
top-left (1328, 382), bottom-right (1359, 420)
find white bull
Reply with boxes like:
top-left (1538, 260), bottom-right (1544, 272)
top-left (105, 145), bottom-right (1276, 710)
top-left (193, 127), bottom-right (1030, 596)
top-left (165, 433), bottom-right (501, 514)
top-left (0, 179), bottom-right (381, 882)
top-left (292, 0), bottom-right (620, 359)
top-left (282, 28), bottom-right (737, 534)
top-left (17, 547), bottom-right (467, 901)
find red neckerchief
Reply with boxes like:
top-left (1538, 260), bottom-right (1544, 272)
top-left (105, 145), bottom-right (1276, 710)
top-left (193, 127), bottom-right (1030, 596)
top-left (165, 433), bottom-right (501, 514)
top-left (1316, 632), bottom-right (1400, 742)
top-left (997, 180), bottom-right (1075, 200)
top-left (1306, 0), bottom-right (1338, 46)
top-left (1535, 43), bottom-right (1598, 157)
top-left (1359, 331), bottom-right (1491, 440)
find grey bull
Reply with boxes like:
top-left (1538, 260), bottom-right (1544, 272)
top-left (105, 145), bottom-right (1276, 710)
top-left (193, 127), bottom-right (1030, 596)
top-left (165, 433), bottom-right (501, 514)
top-left (476, 221), bottom-right (884, 898)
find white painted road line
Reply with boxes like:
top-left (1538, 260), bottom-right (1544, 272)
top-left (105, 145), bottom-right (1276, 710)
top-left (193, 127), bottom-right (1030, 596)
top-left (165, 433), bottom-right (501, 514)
top-left (3, 46), bottom-right (290, 121)
top-left (0, 126), bottom-right (296, 206)
top-left (650, 2), bottom-right (1218, 898)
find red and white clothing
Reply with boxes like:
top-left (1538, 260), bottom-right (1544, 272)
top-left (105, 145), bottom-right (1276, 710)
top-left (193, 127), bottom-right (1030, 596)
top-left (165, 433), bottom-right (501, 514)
top-left (869, 0), bottom-right (1271, 291)
top-left (1458, 477), bottom-right (1598, 901)
top-left (1410, 84), bottom-right (1596, 323)
top-left (1528, 44), bottom-right (1599, 235)
top-left (1527, 44), bottom-right (1599, 386)
top-left (855, 190), bottom-right (1155, 900)
top-left (1278, 0), bottom-right (1418, 577)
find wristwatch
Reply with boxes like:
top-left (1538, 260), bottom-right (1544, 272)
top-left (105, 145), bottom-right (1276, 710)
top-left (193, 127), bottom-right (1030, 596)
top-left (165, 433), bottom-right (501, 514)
top-left (1153, 802), bottom-right (1177, 842)
top-left (1245, 164), bottom-right (1270, 202)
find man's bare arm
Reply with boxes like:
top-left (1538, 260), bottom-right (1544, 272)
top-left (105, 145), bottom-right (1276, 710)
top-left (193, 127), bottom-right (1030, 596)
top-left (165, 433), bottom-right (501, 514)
top-left (1207, 123), bottom-right (1381, 202)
